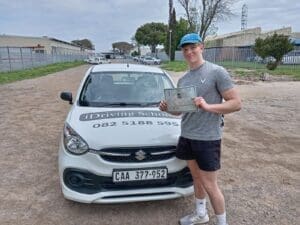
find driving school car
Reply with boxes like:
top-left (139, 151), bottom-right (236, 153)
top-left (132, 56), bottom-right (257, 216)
top-left (59, 63), bottom-right (193, 203)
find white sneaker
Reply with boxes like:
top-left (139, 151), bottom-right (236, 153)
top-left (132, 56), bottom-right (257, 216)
top-left (179, 212), bottom-right (209, 225)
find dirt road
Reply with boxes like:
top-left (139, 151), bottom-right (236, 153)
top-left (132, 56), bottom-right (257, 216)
top-left (0, 65), bottom-right (299, 225)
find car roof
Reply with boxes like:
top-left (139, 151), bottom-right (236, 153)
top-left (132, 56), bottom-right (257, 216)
top-left (91, 63), bottom-right (164, 73)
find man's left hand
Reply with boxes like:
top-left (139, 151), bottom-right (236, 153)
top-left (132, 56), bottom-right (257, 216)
top-left (193, 97), bottom-right (210, 111)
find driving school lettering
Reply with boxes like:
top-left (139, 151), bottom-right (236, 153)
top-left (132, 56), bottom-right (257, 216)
top-left (79, 110), bottom-right (177, 121)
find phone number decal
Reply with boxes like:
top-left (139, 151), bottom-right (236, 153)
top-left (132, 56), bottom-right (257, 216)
top-left (92, 120), bottom-right (179, 128)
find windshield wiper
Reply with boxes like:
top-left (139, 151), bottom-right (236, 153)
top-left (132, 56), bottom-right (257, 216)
top-left (97, 102), bottom-right (144, 107)
top-left (80, 101), bottom-right (161, 107)
top-left (140, 101), bottom-right (161, 106)
top-left (98, 102), bottom-right (161, 107)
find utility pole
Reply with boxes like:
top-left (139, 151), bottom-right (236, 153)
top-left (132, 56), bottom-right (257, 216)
top-left (169, 29), bottom-right (172, 61)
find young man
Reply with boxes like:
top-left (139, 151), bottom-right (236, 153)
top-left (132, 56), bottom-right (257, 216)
top-left (159, 33), bottom-right (241, 225)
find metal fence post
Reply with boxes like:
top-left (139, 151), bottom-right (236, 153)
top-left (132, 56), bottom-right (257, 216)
top-left (20, 48), bottom-right (24, 69)
top-left (213, 47), bottom-right (216, 63)
top-left (231, 47), bottom-right (234, 67)
top-left (30, 48), bottom-right (34, 67)
top-left (293, 49), bottom-right (296, 71)
top-left (7, 47), bottom-right (12, 71)
top-left (38, 52), bottom-right (41, 66)
top-left (0, 48), bottom-right (2, 71)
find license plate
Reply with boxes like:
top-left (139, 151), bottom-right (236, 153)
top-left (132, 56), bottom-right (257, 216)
top-left (113, 167), bottom-right (168, 183)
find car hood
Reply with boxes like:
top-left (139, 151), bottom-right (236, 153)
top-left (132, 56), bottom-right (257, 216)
top-left (67, 107), bottom-right (181, 149)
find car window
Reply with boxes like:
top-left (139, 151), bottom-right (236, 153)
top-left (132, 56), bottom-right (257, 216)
top-left (79, 72), bottom-right (174, 107)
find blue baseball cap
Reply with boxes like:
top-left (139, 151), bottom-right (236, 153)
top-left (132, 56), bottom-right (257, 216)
top-left (178, 33), bottom-right (202, 48)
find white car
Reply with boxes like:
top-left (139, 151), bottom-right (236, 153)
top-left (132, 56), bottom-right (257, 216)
top-left (142, 57), bottom-right (161, 65)
top-left (88, 57), bottom-right (111, 64)
top-left (59, 64), bottom-right (193, 203)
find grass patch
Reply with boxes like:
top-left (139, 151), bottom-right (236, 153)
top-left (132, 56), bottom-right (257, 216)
top-left (161, 61), bottom-right (188, 72)
top-left (161, 60), bottom-right (300, 80)
top-left (231, 69), bottom-right (261, 77)
top-left (219, 61), bottom-right (300, 80)
top-left (0, 61), bottom-right (85, 84)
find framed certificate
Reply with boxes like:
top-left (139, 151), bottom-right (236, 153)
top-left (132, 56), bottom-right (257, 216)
top-left (164, 86), bottom-right (197, 113)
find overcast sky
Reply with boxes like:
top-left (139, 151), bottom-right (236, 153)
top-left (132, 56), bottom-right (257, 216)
top-left (0, 0), bottom-right (299, 51)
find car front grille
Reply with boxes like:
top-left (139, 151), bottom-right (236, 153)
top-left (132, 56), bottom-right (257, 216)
top-left (63, 167), bottom-right (193, 194)
top-left (90, 146), bottom-right (176, 163)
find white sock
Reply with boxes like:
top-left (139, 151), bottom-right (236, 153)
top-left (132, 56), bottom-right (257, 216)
top-left (195, 198), bottom-right (206, 217)
top-left (216, 212), bottom-right (227, 225)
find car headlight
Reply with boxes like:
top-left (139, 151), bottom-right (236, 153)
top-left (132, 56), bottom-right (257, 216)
top-left (63, 123), bottom-right (89, 155)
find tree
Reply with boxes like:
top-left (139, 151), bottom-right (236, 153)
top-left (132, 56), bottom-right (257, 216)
top-left (135, 22), bottom-right (168, 54)
top-left (253, 33), bottom-right (294, 70)
top-left (131, 50), bottom-right (139, 57)
top-left (71, 39), bottom-right (94, 50)
top-left (175, 18), bottom-right (191, 45)
top-left (169, 0), bottom-right (174, 24)
top-left (165, 18), bottom-right (190, 60)
top-left (178, 0), bottom-right (236, 41)
top-left (112, 42), bottom-right (134, 54)
top-left (131, 36), bottom-right (141, 56)
top-left (177, 0), bottom-right (197, 32)
top-left (166, 1), bottom-right (177, 61)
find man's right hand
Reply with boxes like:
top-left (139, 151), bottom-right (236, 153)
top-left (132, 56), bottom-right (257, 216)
top-left (159, 100), bottom-right (182, 116)
top-left (159, 100), bottom-right (168, 111)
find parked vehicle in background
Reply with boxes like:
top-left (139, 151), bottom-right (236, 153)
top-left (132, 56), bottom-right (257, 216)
top-left (87, 56), bottom-right (111, 64)
top-left (142, 57), bottom-right (161, 65)
top-left (153, 57), bottom-right (161, 65)
top-left (114, 55), bottom-right (125, 59)
top-left (84, 56), bottom-right (96, 63)
top-left (138, 56), bottom-right (145, 63)
top-left (59, 64), bottom-right (193, 203)
top-left (84, 58), bottom-right (90, 63)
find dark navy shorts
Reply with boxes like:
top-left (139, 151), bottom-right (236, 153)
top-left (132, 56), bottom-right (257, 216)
top-left (176, 136), bottom-right (221, 171)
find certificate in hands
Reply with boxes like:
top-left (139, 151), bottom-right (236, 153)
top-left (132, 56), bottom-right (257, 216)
top-left (164, 86), bottom-right (197, 113)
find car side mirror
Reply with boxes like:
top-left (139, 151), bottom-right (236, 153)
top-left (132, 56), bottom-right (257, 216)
top-left (60, 92), bottom-right (73, 104)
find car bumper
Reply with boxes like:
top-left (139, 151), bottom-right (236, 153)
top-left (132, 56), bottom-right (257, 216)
top-left (61, 182), bottom-right (194, 203)
top-left (59, 142), bottom-right (194, 203)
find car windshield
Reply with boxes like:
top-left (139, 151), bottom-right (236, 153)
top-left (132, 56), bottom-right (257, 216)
top-left (79, 71), bottom-right (174, 107)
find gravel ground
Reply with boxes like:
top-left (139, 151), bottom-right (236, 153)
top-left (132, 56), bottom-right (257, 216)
top-left (0, 64), bottom-right (299, 225)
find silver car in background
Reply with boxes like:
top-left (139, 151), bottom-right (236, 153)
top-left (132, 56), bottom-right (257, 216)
top-left (142, 56), bottom-right (161, 65)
